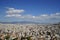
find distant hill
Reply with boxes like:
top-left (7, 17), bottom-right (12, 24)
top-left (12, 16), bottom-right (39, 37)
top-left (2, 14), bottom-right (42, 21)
top-left (0, 21), bottom-right (40, 24)
top-left (53, 22), bottom-right (60, 25)
top-left (0, 21), bottom-right (60, 24)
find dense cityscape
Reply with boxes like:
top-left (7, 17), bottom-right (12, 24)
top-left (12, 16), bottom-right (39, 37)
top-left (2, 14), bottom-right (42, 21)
top-left (0, 23), bottom-right (60, 40)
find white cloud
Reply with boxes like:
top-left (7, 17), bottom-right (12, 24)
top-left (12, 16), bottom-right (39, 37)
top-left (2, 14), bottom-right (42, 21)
top-left (6, 14), bottom-right (21, 17)
top-left (6, 8), bottom-right (24, 14)
top-left (5, 8), bottom-right (60, 23)
top-left (33, 16), bottom-right (35, 18)
top-left (5, 12), bottom-right (60, 20)
top-left (31, 13), bottom-right (60, 20)
top-left (40, 14), bottom-right (48, 17)
top-left (51, 13), bottom-right (60, 16)
top-left (5, 8), bottom-right (24, 17)
top-left (20, 15), bottom-right (34, 19)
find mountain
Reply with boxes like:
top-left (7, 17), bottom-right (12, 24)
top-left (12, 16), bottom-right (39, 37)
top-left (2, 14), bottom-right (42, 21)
top-left (0, 21), bottom-right (40, 24)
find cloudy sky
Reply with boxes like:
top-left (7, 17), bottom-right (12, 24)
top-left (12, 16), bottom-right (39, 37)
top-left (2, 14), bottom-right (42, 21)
top-left (0, 0), bottom-right (60, 23)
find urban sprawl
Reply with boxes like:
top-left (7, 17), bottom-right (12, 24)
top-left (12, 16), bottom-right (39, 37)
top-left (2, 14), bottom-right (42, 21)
top-left (0, 23), bottom-right (60, 40)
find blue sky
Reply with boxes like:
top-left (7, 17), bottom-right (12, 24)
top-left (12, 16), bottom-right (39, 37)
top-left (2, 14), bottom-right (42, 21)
top-left (0, 0), bottom-right (60, 23)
